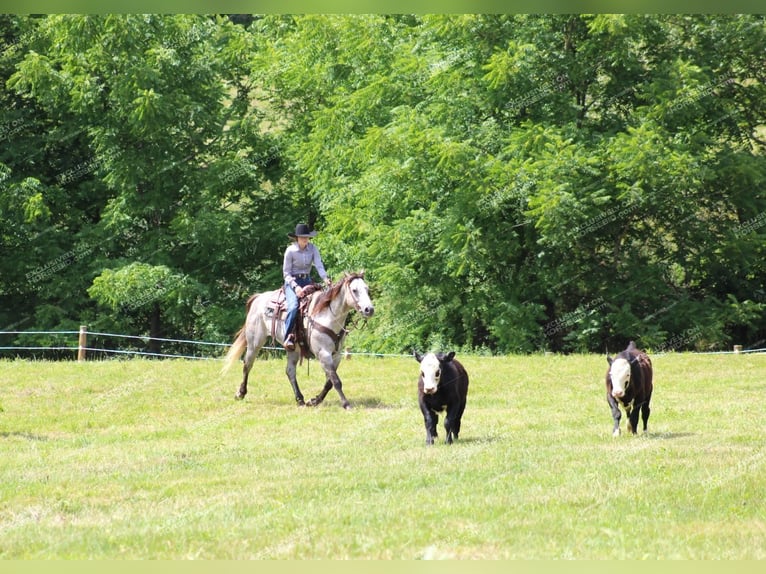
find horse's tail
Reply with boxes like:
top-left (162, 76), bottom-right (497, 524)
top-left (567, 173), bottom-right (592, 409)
top-left (221, 327), bottom-right (247, 375)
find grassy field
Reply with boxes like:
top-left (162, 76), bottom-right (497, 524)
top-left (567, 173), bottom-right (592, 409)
top-left (0, 351), bottom-right (764, 559)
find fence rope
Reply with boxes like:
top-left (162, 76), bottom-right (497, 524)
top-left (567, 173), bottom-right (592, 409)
top-left (0, 330), bottom-right (764, 359)
top-left (0, 330), bottom-right (241, 360)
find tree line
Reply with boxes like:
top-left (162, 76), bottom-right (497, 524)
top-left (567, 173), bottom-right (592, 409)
top-left (1, 14), bottom-right (765, 356)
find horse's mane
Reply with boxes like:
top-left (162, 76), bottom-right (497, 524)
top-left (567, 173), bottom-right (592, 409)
top-left (310, 272), bottom-right (364, 316)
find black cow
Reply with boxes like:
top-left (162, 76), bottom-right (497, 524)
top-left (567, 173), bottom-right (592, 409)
top-left (414, 351), bottom-right (469, 445)
top-left (606, 341), bottom-right (653, 437)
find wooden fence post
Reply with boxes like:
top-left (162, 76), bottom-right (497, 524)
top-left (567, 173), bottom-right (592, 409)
top-left (78, 325), bottom-right (87, 362)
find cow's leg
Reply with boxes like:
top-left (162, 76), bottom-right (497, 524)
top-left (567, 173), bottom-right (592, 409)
top-left (640, 399), bottom-right (651, 433)
top-left (426, 413), bottom-right (439, 445)
top-left (627, 405), bottom-right (640, 435)
top-left (284, 350), bottom-right (305, 406)
top-left (444, 421), bottom-right (454, 445)
top-left (418, 398), bottom-right (438, 445)
top-left (607, 394), bottom-right (622, 437)
top-left (429, 411), bottom-right (439, 444)
top-left (444, 406), bottom-right (461, 445)
top-left (447, 399), bottom-right (467, 443)
top-left (444, 415), bottom-right (462, 444)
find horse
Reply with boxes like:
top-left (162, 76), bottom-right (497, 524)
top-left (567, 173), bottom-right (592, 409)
top-left (221, 272), bottom-right (374, 409)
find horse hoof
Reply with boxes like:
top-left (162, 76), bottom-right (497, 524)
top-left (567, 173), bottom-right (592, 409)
top-left (343, 403), bottom-right (352, 410)
top-left (235, 393), bottom-right (245, 401)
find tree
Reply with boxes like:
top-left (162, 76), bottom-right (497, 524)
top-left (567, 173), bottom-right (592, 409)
top-left (2, 14), bottom-right (764, 356)
top-left (257, 14), bottom-right (766, 353)
top-left (6, 15), bottom-right (294, 352)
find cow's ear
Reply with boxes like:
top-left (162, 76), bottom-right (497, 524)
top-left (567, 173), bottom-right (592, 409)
top-left (413, 350), bottom-right (423, 363)
top-left (443, 351), bottom-right (455, 362)
top-left (607, 356), bottom-right (613, 365)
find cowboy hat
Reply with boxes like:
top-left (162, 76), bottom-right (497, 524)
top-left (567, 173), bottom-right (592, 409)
top-left (288, 223), bottom-right (318, 238)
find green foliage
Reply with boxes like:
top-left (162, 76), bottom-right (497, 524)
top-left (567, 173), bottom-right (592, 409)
top-left (88, 262), bottom-right (188, 311)
top-left (87, 262), bottom-right (206, 352)
top-left (2, 14), bottom-right (765, 355)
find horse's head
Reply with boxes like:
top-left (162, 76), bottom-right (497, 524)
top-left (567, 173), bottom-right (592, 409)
top-left (607, 356), bottom-right (631, 399)
top-left (414, 350), bottom-right (455, 395)
top-left (344, 272), bottom-right (374, 318)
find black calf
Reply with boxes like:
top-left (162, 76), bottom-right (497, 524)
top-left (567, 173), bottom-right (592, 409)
top-left (414, 351), bottom-right (469, 445)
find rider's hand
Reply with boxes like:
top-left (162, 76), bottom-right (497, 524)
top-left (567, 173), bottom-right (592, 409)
top-left (296, 286), bottom-right (304, 297)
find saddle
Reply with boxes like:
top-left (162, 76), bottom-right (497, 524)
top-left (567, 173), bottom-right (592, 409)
top-left (269, 283), bottom-right (321, 355)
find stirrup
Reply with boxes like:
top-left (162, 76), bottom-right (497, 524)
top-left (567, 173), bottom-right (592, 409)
top-left (283, 334), bottom-right (295, 351)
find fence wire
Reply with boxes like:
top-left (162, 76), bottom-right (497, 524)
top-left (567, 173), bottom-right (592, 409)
top-left (0, 330), bottom-right (764, 360)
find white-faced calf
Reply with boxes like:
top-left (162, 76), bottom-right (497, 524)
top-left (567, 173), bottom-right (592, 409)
top-left (414, 351), bottom-right (469, 445)
top-left (606, 341), bottom-right (653, 437)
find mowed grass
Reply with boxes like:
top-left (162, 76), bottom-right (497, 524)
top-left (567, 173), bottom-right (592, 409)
top-left (0, 351), bottom-right (764, 559)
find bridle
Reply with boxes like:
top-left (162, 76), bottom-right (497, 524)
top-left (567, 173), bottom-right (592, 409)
top-left (308, 275), bottom-right (369, 351)
top-left (338, 276), bottom-right (366, 313)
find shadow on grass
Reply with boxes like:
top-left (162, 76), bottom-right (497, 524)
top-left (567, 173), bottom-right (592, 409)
top-left (251, 395), bottom-right (400, 409)
top-left (0, 430), bottom-right (48, 441)
top-left (410, 436), bottom-right (505, 447)
top-left (348, 396), bottom-right (398, 409)
top-left (646, 431), bottom-right (696, 440)
top-left (456, 436), bottom-right (504, 445)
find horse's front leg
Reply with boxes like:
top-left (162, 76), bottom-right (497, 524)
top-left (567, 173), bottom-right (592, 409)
top-left (308, 349), bottom-right (350, 409)
top-left (307, 379), bottom-right (333, 408)
top-left (284, 350), bottom-right (305, 406)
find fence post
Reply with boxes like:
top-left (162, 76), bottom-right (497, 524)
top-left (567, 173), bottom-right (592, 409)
top-left (78, 325), bottom-right (87, 362)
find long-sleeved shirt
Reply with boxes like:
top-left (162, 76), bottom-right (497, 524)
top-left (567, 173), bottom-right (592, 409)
top-left (282, 242), bottom-right (328, 288)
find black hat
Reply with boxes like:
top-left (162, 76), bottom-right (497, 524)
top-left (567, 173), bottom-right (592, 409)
top-left (288, 223), bottom-right (318, 238)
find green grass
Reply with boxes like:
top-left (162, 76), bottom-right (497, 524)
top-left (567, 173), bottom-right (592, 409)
top-left (1, 352), bottom-right (764, 558)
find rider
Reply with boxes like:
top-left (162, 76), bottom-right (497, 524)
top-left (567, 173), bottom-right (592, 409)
top-left (282, 223), bottom-right (330, 351)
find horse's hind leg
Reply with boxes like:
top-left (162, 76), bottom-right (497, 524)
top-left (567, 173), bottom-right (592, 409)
top-left (285, 351), bottom-right (305, 406)
top-left (236, 346), bottom-right (257, 400)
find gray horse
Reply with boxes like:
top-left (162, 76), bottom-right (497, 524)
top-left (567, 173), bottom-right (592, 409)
top-left (222, 272), bottom-right (374, 409)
